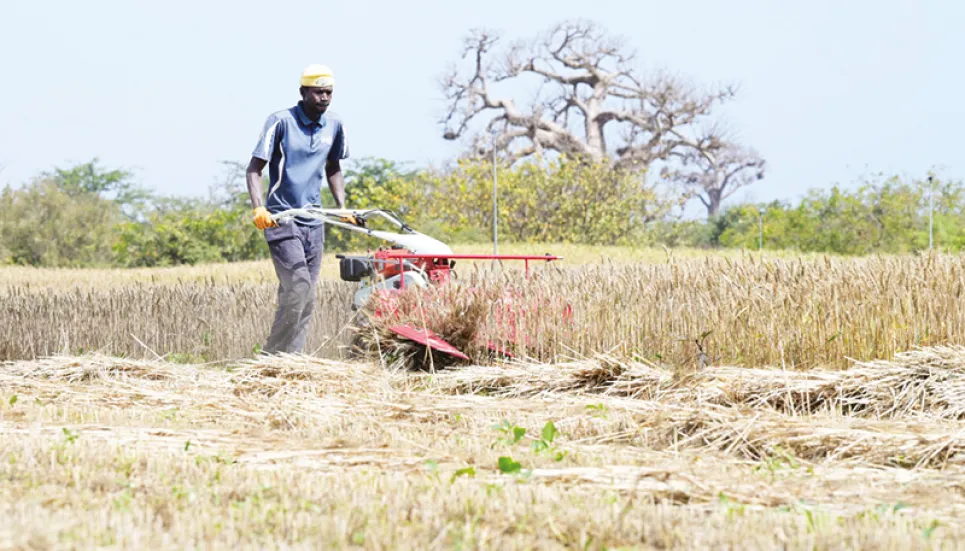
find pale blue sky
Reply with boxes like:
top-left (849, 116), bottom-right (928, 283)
top-left (1, 0), bottom-right (960, 210)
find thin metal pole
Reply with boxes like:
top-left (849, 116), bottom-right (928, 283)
top-left (758, 208), bottom-right (764, 251)
top-left (492, 139), bottom-right (498, 256)
top-left (928, 175), bottom-right (934, 250)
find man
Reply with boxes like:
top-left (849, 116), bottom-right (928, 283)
top-left (246, 64), bottom-right (350, 354)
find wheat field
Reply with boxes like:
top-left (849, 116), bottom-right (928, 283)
top-left (5, 250), bottom-right (965, 548)
top-left (4, 250), bottom-right (965, 368)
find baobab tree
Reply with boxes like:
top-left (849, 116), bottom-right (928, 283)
top-left (661, 137), bottom-right (766, 217)
top-left (440, 19), bottom-right (765, 217)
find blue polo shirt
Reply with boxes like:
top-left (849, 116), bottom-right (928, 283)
top-left (252, 102), bottom-right (349, 225)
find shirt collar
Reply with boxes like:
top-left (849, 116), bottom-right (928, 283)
top-left (295, 102), bottom-right (327, 128)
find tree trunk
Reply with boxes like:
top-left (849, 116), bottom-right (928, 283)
top-left (584, 99), bottom-right (605, 160)
top-left (706, 189), bottom-right (723, 218)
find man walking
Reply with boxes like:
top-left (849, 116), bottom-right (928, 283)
top-left (246, 64), bottom-right (349, 354)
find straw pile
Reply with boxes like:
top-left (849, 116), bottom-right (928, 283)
top-left (423, 346), bottom-right (965, 420)
top-left (5, 347), bottom-right (965, 548)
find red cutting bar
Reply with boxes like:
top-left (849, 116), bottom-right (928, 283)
top-left (374, 251), bottom-right (562, 282)
top-left (375, 252), bottom-right (562, 261)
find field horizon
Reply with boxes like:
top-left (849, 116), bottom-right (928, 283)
top-left (0, 243), bottom-right (828, 290)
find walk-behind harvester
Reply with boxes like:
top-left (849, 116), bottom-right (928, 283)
top-left (272, 207), bottom-right (568, 365)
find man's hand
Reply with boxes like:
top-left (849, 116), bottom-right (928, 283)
top-left (253, 207), bottom-right (277, 230)
top-left (338, 213), bottom-right (358, 226)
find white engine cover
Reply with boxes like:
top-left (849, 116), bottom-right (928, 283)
top-left (366, 230), bottom-right (453, 255)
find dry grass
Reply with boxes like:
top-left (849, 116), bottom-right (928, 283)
top-left (3, 349), bottom-right (965, 549)
top-left (6, 251), bottom-right (965, 369)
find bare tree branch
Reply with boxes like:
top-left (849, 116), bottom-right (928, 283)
top-left (439, 19), bottom-right (764, 216)
top-left (661, 139), bottom-right (766, 217)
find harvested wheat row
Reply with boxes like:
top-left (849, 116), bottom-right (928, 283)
top-left (12, 344), bottom-right (965, 425)
top-left (418, 354), bottom-right (670, 397)
top-left (5, 351), bottom-right (965, 470)
top-left (618, 401), bottom-right (965, 469)
top-left (420, 346), bottom-right (965, 420)
top-left (1, 354), bottom-right (179, 382)
top-left (227, 353), bottom-right (384, 398)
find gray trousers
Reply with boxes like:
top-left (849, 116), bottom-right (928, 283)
top-left (263, 221), bottom-right (324, 354)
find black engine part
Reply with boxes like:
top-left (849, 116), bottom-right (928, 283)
top-left (338, 256), bottom-right (373, 282)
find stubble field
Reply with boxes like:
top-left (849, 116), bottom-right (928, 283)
top-left (4, 246), bottom-right (965, 549)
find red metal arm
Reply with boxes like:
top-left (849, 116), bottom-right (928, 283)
top-left (375, 252), bottom-right (562, 261)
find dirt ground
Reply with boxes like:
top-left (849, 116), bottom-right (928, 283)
top-left (3, 351), bottom-right (965, 550)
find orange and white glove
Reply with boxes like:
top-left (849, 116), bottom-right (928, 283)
top-left (253, 207), bottom-right (277, 230)
top-left (338, 214), bottom-right (358, 226)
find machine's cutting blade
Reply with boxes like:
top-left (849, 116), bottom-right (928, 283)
top-left (389, 325), bottom-right (469, 361)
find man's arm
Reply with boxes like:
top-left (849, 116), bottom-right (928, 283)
top-left (246, 157), bottom-right (268, 209)
top-left (326, 159), bottom-right (345, 209)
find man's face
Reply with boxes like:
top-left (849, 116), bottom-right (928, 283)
top-left (300, 86), bottom-right (333, 115)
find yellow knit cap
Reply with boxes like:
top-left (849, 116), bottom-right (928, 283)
top-left (300, 64), bottom-right (335, 88)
